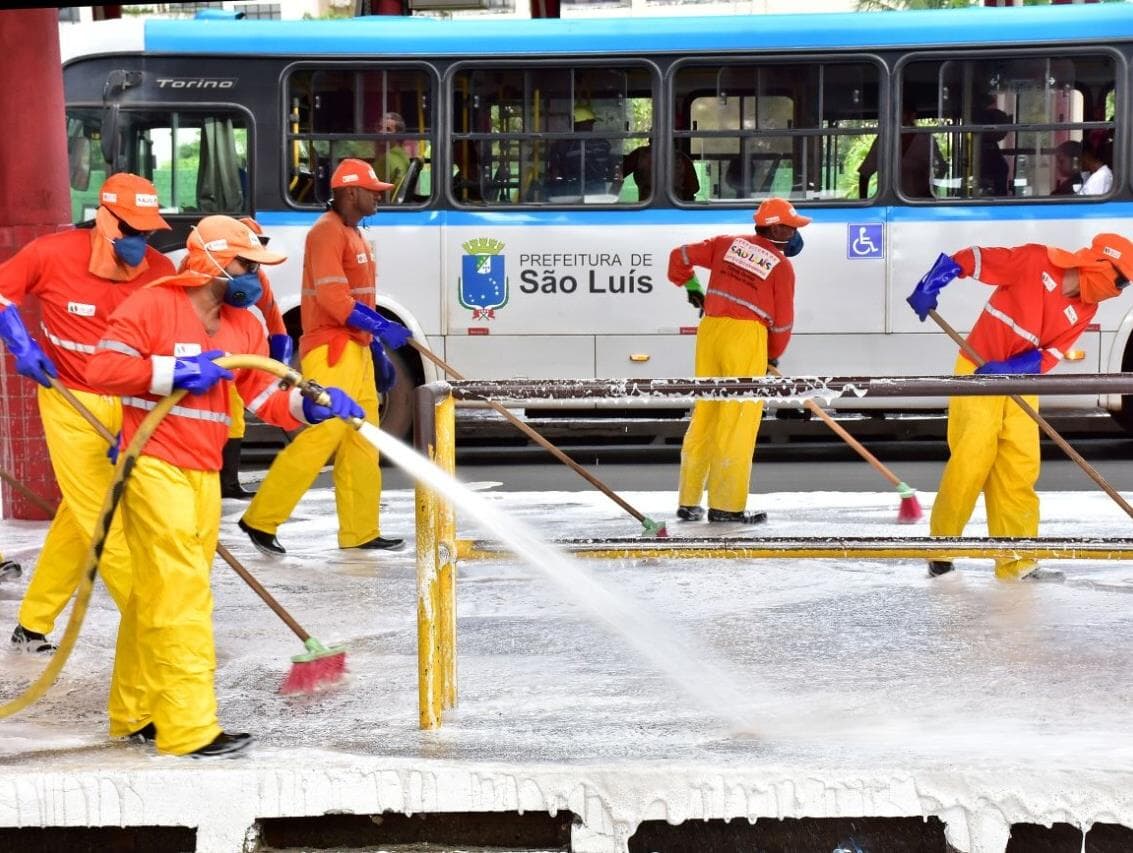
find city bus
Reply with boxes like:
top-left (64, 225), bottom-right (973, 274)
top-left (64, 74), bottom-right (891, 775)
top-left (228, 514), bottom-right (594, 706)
top-left (59, 4), bottom-right (1133, 437)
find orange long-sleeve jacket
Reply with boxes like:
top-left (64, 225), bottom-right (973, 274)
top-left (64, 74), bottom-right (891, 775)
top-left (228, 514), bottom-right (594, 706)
top-left (0, 228), bottom-right (174, 393)
top-left (668, 233), bottom-right (796, 360)
top-left (299, 210), bottom-right (376, 362)
top-left (88, 279), bottom-right (304, 472)
top-left (952, 244), bottom-right (1097, 372)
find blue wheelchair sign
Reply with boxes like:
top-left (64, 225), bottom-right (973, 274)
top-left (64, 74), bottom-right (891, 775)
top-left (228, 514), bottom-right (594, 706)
top-left (847, 223), bottom-right (884, 259)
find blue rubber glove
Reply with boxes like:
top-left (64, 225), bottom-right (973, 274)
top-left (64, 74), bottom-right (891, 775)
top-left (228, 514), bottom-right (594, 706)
top-left (907, 253), bottom-right (962, 321)
top-left (171, 349), bottom-right (233, 395)
top-left (0, 305), bottom-right (58, 388)
top-left (302, 387), bottom-right (364, 424)
top-left (975, 348), bottom-right (1042, 375)
top-left (370, 342), bottom-right (398, 394)
top-left (345, 302), bottom-right (412, 349)
top-left (106, 432), bottom-right (121, 465)
top-left (268, 333), bottom-right (293, 365)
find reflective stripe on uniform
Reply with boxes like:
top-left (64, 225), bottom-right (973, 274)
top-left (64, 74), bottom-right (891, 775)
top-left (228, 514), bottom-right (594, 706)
top-left (98, 339), bottom-right (143, 358)
top-left (707, 288), bottom-right (774, 325)
top-left (679, 245), bottom-right (691, 267)
top-left (122, 396), bottom-right (232, 426)
top-left (246, 382), bottom-right (279, 414)
top-left (313, 275), bottom-right (349, 287)
top-left (41, 323), bottom-right (96, 354)
top-left (302, 286), bottom-right (375, 298)
top-left (983, 304), bottom-right (1041, 347)
top-left (971, 246), bottom-right (983, 281)
top-left (1047, 347), bottom-right (1063, 361)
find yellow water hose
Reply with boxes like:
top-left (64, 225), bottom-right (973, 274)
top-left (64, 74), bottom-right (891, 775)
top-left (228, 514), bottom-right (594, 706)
top-left (0, 354), bottom-right (340, 720)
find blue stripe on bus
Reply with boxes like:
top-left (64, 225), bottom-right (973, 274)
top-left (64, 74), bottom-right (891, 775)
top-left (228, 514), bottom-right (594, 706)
top-left (256, 202), bottom-right (1133, 229)
top-left (145, 5), bottom-right (1133, 57)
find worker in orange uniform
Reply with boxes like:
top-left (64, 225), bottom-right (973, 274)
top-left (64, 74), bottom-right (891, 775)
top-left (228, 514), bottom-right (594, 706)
top-left (0, 173), bottom-right (175, 658)
top-left (87, 215), bottom-right (364, 758)
top-left (238, 159), bottom-right (411, 555)
top-left (667, 197), bottom-right (809, 525)
top-left (908, 233), bottom-right (1133, 581)
top-left (214, 217), bottom-right (292, 500)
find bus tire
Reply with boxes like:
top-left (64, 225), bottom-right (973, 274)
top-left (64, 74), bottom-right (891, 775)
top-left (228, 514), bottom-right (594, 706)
top-left (378, 346), bottom-right (416, 443)
top-left (1109, 338), bottom-right (1133, 433)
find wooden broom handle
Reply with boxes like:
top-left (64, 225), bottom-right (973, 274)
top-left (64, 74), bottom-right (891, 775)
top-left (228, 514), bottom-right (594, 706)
top-left (408, 339), bottom-right (648, 524)
top-left (768, 365), bottom-right (901, 487)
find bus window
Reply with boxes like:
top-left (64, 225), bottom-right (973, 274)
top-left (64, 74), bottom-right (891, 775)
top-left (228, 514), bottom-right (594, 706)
top-left (901, 54), bottom-right (1115, 200)
top-left (674, 59), bottom-right (880, 204)
top-left (451, 64), bottom-right (653, 206)
top-left (65, 107), bottom-right (249, 222)
top-left (285, 66), bottom-right (435, 207)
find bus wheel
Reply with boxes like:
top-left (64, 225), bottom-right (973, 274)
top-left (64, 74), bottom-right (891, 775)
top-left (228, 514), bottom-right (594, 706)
top-left (378, 346), bottom-right (416, 442)
top-left (1109, 338), bottom-right (1133, 433)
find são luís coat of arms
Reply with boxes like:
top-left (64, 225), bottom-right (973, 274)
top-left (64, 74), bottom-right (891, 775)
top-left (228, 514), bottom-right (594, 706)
top-left (458, 238), bottom-right (508, 320)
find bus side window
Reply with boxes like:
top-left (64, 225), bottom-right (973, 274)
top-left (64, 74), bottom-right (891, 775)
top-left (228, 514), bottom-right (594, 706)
top-left (902, 54), bottom-right (1116, 200)
top-left (285, 66), bottom-right (435, 208)
top-left (675, 60), bottom-right (880, 204)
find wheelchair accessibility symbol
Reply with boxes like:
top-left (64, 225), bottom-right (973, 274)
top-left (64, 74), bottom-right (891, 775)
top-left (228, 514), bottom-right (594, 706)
top-left (847, 223), bottom-right (884, 259)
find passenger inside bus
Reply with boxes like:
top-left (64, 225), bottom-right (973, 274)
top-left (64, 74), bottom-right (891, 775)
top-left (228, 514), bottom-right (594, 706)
top-left (620, 143), bottom-right (700, 202)
top-left (374, 111), bottom-right (421, 199)
top-left (857, 104), bottom-right (945, 198)
top-left (546, 104), bottom-right (616, 200)
top-left (1051, 140), bottom-right (1084, 196)
top-left (1078, 135), bottom-right (1113, 195)
top-left (975, 107), bottom-right (1010, 197)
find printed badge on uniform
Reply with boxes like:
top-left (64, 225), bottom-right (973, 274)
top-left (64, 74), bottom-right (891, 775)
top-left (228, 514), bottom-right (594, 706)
top-left (67, 301), bottom-right (96, 317)
top-left (724, 238), bottom-right (780, 280)
top-left (173, 342), bottom-right (203, 357)
top-left (1041, 271), bottom-right (1057, 293)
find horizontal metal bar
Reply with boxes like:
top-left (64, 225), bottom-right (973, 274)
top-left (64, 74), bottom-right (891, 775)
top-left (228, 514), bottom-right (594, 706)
top-left (457, 536), bottom-right (1133, 561)
top-left (446, 374), bottom-right (1133, 404)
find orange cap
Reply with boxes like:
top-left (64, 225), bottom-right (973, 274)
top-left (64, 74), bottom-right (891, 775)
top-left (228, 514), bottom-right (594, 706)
top-left (187, 215), bottom-right (286, 266)
top-left (99, 173), bottom-right (170, 232)
top-left (1049, 233), bottom-right (1133, 280)
top-left (238, 216), bottom-right (270, 246)
top-left (331, 158), bottom-right (394, 193)
top-left (1091, 233), bottom-right (1133, 281)
top-left (753, 197), bottom-right (811, 228)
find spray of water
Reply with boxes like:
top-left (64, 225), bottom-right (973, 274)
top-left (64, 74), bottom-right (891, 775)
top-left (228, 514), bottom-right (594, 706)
top-left (356, 422), bottom-right (762, 733)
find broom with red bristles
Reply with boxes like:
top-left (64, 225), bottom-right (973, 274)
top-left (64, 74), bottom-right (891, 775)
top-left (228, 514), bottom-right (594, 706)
top-left (215, 545), bottom-right (347, 694)
top-left (768, 367), bottom-right (923, 524)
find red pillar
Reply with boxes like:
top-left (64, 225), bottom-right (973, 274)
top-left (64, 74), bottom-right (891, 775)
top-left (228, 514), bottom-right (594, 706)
top-left (0, 9), bottom-right (70, 520)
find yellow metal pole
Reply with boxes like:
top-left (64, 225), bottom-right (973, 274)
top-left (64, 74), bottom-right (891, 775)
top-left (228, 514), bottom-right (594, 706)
top-left (415, 421), bottom-right (441, 730)
top-left (436, 394), bottom-right (457, 712)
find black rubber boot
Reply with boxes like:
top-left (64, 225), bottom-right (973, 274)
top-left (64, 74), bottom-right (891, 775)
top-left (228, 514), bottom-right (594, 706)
top-left (220, 438), bottom-right (255, 500)
top-left (707, 508), bottom-right (768, 525)
top-left (189, 731), bottom-right (253, 759)
top-left (927, 560), bottom-right (955, 578)
top-left (676, 505), bottom-right (704, 522)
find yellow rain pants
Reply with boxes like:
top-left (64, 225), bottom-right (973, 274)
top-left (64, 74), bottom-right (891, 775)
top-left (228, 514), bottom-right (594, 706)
top-left (678, 316), bottom-right (768, 513)
top-left (929, 356), bottom-right (1040, 581)
top-left (113, 455), bottom-right (222, 754)
top-left (20, 387), bottom-right (133, 629)
top-left (227, 384), bottom-right (245, 440)
top-left (22, 387), bottom-right (147, 731)
top-left (242, 339), bottom-right (381, 548)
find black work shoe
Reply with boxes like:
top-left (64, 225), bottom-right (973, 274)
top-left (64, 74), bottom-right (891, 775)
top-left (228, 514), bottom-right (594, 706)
top-left (10, 625), bottom-right (56, 654)
top-left (126, 722), bottom-right (157, 744)
top-left (707, 508), bottom-right (768, 525)
top-left (676, 505), bottom-right (704, 522)
top-left (220, 439), bottom-right (256, 500)
top-left (188, 731), bottom-right (254, 759)
top-left (928, 561), bottom-right (955, 578)
top-left (347, 536), bottom-right (405, 551)
top-left (0, 559), bottom-right (21, 581)
top-left (238, 518), bottom-right (286, 556)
